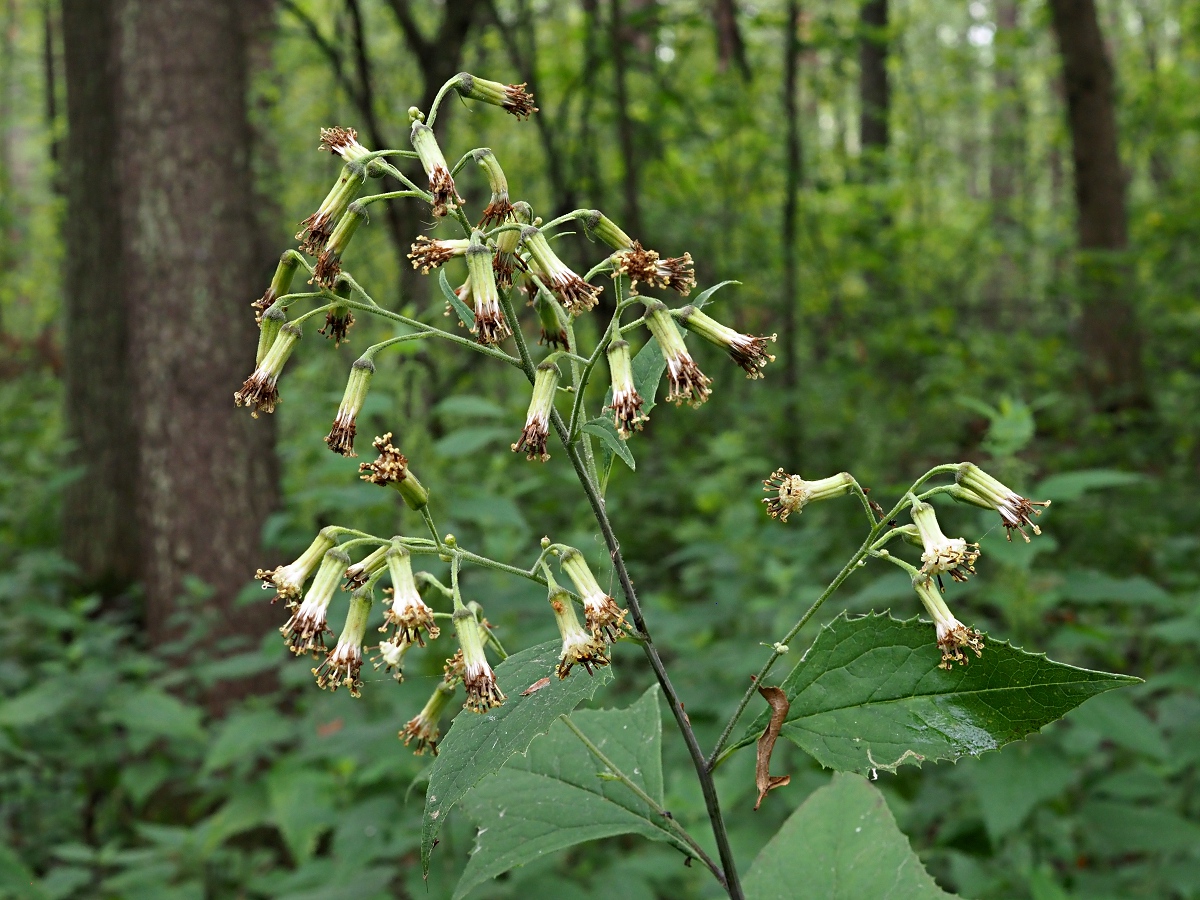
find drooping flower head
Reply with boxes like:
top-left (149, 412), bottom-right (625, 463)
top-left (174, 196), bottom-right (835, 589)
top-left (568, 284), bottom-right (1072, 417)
top-left (910, 500), bottom-right (980, 585)
top-left (296, 133), bottom-right (368, 256)
top-left (359, 433), bottom-right (430, 511)
top-left (535, 291), bottom-right (569, 350)
top-left (466, 230), bottom-right (512, 345)
top-left (235, 323), bottom-right (302, 417)
top-left (453, 72), bottom-right (537, 119)
top-left (313, 201), bottom-right (368, 287)
top-left (318, 126), bottom-right (373, 163)
top-left (280, 547), bottom-right (350, 656)
top-left (325, 357), bottom-right (375, 457)
top-left (255, 306), bottom-right (287, 367)
top-left (606, 339), bottom-right (646, 437)
top-left (473, 148), bottom-right (514, 226)
top-left (521, 226), bottom-right (601, 313)
top-left (643, 300), bottom-right (711, 407)
top-left (402, 681), bottom-right (456, 755)
top-left (256, 527), bottom-right (339, 605)
top-left (492, 201), bottom-right (531, 289)
top-left (382, 545), bottom-right (440, 646)
top-left (955, 463), bottom-right (1051, 543)
top-left (342, 542), bottom-right (389, 591)
top-left (761, 469), bottom-right (855, 522)
top-left (677, 306), bottom-right (776, 379)
top-left (559, 548), bottom-right (628, 644)
top-left (375, 635), bottom-right (413, 682)
top-left (548, 582), bottom-right (609, 679)
top-left (410, 116), bottom-right (462, 218)
top-left (581, 210), bottom-right (635, 252)
top-left (313, 588), bottom-right (371, 696)
top-left (512, 359), bottom-right (560, 462)
top-left (408, 236), bottom-right (469, 274)
top-left (912, 573), bottom-right (984, 669)
top-left (453, 608), bottom-right (505, 712)
top-left (615, 243), bottom-right (696, 296)
top-left (253, 251), bottom-right (301, 317)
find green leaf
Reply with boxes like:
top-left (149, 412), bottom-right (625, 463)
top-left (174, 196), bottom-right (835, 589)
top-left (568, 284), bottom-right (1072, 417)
top-left (438, 269), bottom-right (475, 330)
top-left (743, 772), bottom-right (958, 899)
top-left (1058, 569), bottom-right (1172, 607)
top-left (968, 742), bottom-right (1077, 841)
top-left (629, 335), bottom-right (666, 416)
top-left (731, 612), bottom-right (1138, 773)
top-left (268, 766), bottom-right (337, 864)
top-left (455, 686), bottom-right (686, 899)
top-left (201, 709), bottom-right (297, 774)
top-left (583, 417), bottom-right (635, 471)
top-left (0, 679), bottom-right (72, 727)
top-left (1034, 468), bottom-right (1148, 501)
top-left (104, 688), bottom-right (205, 751)
top-left (691, 279), bottom-right (739, 309)
top-left (421, 640), bottom-right (613, 874)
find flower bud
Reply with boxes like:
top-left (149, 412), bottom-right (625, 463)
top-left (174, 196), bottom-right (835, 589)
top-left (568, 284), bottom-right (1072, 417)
top-left (453, 72), bottom-right (537, 119)
top-left (910, 501), bottom-right (980, 585)
top-left (408, 235), bottom-right (470, 274)
top-left (317, 280), bottom-right (356, 347)
top-left (256, 526), bottom-right (339, 605)
top-left (296, 162), bottom-right (366, 256)
top-left (912, 573), bottom-right (984, 669)
top-left (382, 545), bottom-right (440, 646)
top-left (466, 230), bottom-right (512, 344)
top-left (358, 433), bottom-right (430, 510)
top-left (454, 608), bottom-right (505, 712)
top-left (581, 210), bottom-right (635, 251)
top-left (761, 469), bottom-right (854, 522)
top-left (606, 339), bottom-right (646, 437)
top-left (402, 681), bottom-right (456, 755)
top-left (410, 118), bottom-right (462, 217)
top-left (535, 291), bottom-right (569, 349)
top-left (473, 148), bottom-right (515, 226)
top-left (643, 300), bottom-right (711, 407)
top-left (955, 463), bottom-right (1051, 543)
top-left (521, 226), bottom-right (601, 313)
top-left (325, 357), bottom-right (375, 457)
top-left (313, 587), bottom-right (371, 696)
top-left (280, 547), bottom-right (350, 656)
top-left (944, 485), bottom-right (997, 511)
top-left (549, 583), bottom-right (609, 679)
top-left (512, 359), bottom-right (560, 461)
top-left (235, 323), bottom-right (301, 417)
top-left (313, 201), bottom-right (368, 287)
top-left (677, 306), bottom-right (776, 379)
top-left (343, 541), bottom-right (389, 589)
top-left (560, 547), bottom-right (628, 644)
top-left (254, 252), bottom-right (301, 316)
top-left (255, 306), bottom-right (287, 367)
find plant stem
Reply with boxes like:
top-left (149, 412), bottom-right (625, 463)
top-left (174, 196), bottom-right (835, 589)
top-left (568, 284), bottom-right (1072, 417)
top-left (559, 715), bottom-right (724, 882)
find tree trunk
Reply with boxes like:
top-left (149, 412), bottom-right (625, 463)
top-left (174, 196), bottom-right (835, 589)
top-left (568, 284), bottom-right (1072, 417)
top-left (609, 0), bottom-right (643, 237)
top-left (61, 0), bottom-right (139, 597)
top-left (1048, 0), bottom-right (1149, 411)
top-left (115, 0), bottom-right (279, 652)
top-left (858, 0), bottom-right (888, 176)
top-left (714, 0), bottom-right (750, 80)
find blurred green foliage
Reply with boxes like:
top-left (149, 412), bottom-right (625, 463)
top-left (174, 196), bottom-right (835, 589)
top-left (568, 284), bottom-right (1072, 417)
top-left (2, 0), bottom-right (1200, 897)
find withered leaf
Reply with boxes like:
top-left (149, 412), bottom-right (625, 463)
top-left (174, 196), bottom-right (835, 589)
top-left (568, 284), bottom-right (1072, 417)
top-left (755, 685), bottom-right (791, 810)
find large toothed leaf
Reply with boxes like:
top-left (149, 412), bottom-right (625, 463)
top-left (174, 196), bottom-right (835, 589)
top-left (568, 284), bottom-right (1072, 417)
top-left (583, 417), bottom-right (635, 471)
top-left (729, 612), bottom-right (1138, 773)
top-left (420, 640), bottom-right (612, 874)
top-left (744, 772), bottom-right (959, 900)
top-left (454, 686), bottom-right (687, 899)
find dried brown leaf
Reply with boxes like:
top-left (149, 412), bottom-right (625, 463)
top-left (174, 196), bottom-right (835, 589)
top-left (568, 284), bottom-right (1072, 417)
top-left (754, 685), bottom-right (792, 810)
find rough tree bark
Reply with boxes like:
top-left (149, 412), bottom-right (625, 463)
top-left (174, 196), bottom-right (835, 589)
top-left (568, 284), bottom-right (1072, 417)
top-left (61, 0), bottom-right (139, 597)
top-left (858, 0), bottom-right (888, 176)
top-left (1048, 0), bottom-right (1149, 411)
top-left (116, 0), bottom-right (279, 650)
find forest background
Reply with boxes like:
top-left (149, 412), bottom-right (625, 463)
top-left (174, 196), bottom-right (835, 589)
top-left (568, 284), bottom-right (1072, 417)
top-left (0, 0), bottom-right (1198, 897)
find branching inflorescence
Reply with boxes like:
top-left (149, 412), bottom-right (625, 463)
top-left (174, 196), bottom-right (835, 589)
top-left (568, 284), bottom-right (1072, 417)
top-left (235, 74), bottom-right (1052, 900)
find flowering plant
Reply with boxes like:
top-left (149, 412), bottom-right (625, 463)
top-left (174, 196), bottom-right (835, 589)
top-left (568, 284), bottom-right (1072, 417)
top-left (238, 74), bottom-right (1133, 898)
